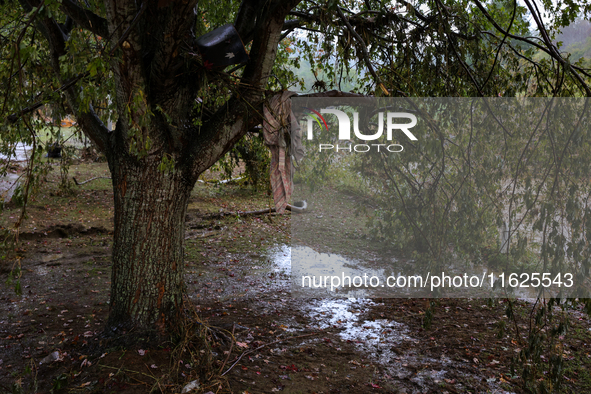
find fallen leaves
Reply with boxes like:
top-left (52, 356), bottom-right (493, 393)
top-left (279, 364), bottom-right (298, 372)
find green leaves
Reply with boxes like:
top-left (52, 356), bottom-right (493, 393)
top-left (86, 58), bottom-right (104, 78)
top-left (158, 154), bottom-right (175, 173)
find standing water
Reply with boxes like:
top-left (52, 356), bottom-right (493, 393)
top-left (0, 143), bottom-right (31, 203)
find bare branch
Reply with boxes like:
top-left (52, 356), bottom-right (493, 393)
top-left (299, 89), bottom-right (366, 98)
top-left (433, 0), bottom-right (484, 95)
top-left (400, 0), bottom-right (431, 23)
top-left (522, 0), bottom-right (591, 96)
top-left (336, 7), bottom-right (388, 95)
top-left (472, 0), bottom-right (591, 96)
top-left (60, 0), bottom-right (108, 38)
top-left (282, 19), bottom-right (303, 31)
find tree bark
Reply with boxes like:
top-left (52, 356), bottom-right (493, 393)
top-left (106, 156), bottom-right (194, 335)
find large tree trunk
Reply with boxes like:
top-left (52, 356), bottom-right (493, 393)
top-left (105, 156), bottom-right (194, 335)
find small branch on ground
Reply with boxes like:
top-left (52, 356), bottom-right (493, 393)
top-left (221, 332), bottom-right (319, 376)
top-left (218, 324), bottom-right (237, 374)
top-left (202, 204), bottom-right (304, 219)
top-left (73, 176), bottom-right (111, 185)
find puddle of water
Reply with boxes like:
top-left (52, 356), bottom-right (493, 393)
top-left (267, 244), bottom-right (291, 274)
top-left (265, 248), bottom-right (517, 394)
top-left (0, 142), bottom-right (31, 162)
top-left (291, 245), bottom-right (547, 299)
top-left (304, 297), bottom-right (516, 393)
top-left (291, 246), bottom-right (390, 298)
top-left (0, 173), bottom-right (20, 202)
top-left (1, 143), bottom-right (32, 202)
top-left (263, 248), bottom-right (411, 353)
top-left (36, 266), bottom-right (50, 276)
top-left (40, 254), bottom-right (64, 263)
top-left (306, 298), bottom-right (409, 352)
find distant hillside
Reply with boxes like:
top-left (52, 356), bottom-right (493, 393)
top-left (555, 19), bottom-right (591, 63)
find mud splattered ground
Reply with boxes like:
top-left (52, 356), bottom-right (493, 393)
top-left (2, 160), bottom-right (591, 394)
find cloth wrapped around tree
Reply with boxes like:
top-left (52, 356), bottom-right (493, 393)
top-left (262, 91), bottom-right (304, 213)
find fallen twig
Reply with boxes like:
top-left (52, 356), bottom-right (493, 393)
top-left (73, 176), bottom-right (111, 185)
top-left (221, 332), bottom-right (319, 376)
top-left (202, 204), bottom-right (305, 219)
top-left (99, 364), bottom-right (157, 380)
top-left (197, 176), bottom-right (244, 184)
top-left (218, 324), bottom-right (236, 374)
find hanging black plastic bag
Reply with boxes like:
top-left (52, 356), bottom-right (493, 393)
top-left (196, 24), bottom-right (249, 69)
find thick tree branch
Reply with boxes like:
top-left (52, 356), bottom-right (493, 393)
top-left (60, 0), bottom-right (108, 38)
top-left (7, 2), bottom-right (147, 143)
top-left (280, 19), bottom-right (304, 40)
top-left (109, 1), bottom-right (147, 57)
top-left (289, 10), bottom-right (320, 20)
top-left (282, 19), bottom-right (303, 31)
top-left (187, 0), bottom-right (302, 180)
top-left (235, 0), bottom-right (264, 44)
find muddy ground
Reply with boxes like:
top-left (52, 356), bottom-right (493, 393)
top-left (2, 159), bottom-right (591, 394)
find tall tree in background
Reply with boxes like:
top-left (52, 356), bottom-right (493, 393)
top-left (1, 0), bottom-right (590, 339)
